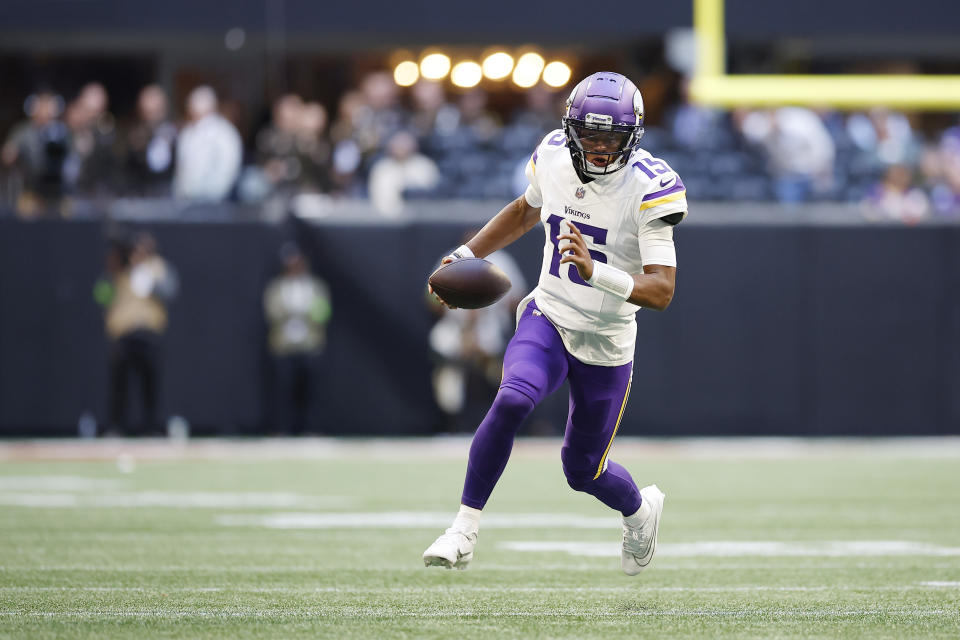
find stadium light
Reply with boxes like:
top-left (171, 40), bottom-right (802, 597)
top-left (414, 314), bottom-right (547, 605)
top-left (512, 52), bottom-right (545, 88)
top-left (393, 61), bottom-right (419, 87)
top-left (542, 61), bottom-right (572, 88)
top-left (420, 53), bottom-right (451, 81)
top-left (451, 61), bottom-right (483, 88)
top-left (482, 52), bottom-right (514, 80)
top-left (689, 0), bottom-right (960, 110)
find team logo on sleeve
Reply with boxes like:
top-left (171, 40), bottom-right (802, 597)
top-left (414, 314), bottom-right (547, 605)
top-left (575, 186), bottom-right (585, 199)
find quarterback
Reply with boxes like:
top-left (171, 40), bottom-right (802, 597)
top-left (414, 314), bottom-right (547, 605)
top-left (424, 72), bottom-right (687, 575)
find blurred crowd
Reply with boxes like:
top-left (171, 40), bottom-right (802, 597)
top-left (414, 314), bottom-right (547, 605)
top-left (3, 73), bottom-right (960, 223)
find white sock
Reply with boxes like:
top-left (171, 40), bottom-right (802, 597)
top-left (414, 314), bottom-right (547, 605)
top-left (452, 504), bottom-right (482, 533)
top-left (624, 498), bottom-right (652, 526)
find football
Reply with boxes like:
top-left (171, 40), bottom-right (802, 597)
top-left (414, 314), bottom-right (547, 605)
top-left (428, 258), bottom-right (512, 309)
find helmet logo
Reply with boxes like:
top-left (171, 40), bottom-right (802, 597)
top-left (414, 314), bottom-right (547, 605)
top-left (565, 85), bottom-right (578, 116)
top-left (632, 91), bottom-right (645, 125)
top-left (575, 187), bottom-right (585, 199)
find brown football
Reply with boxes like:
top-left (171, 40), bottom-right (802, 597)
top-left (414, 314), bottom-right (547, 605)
top-left (428, 258), bottom-right (512, 309)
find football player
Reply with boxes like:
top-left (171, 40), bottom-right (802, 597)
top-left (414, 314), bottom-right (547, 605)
top-left (424, 72), bottom-right (686, 575)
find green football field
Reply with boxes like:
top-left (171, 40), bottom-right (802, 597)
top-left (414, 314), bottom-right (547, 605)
top-left (1, 438), bottom-right (959, 639)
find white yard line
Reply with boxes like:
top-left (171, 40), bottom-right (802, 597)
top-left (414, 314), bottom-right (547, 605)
top-left (3, 560), bottom-right (957, 572)
top-left (216, 511), bottom-right (615, 529)
top-left (0, 608), bottom-right (955, 619)
top-left (499, 540), bottom-right (960, 558)
top-left (2, 436), bottom-right (960, 461)
top-left (0, 476), bottom-right (123, 491)
top-left (1, 584), bottom-right (953, 594)
top-left (0, 492), bottom-right (351, 509)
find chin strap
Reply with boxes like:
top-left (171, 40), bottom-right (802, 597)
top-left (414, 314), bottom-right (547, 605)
top-left (572, 163), bottom-right (596, 185)
top-left (570, 149), bottom-right (629, 184)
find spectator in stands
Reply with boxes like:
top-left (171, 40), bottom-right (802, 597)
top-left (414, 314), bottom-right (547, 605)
top-left (95, 232), bottom-right (179, 436)
top-left (1, 91), bottom-right (69, 217)
top-left (173, 86), bottom-right (242, 202)
top-left (669, 77), bottom-right (723, 151)
top-left (329, 90), bottom-right (368, 195)
top-left (368, 130), bottom-right (439, 216)
top-left (63, 99), bottom-right (96, 197)
top-left (409, 80), bottom-right (459, 145)
top-left (78, 83), bottom-right (112, 130)
top-left (453, 89), bottom-right (501, 147)
top-left (428, 243), bottom-right (526, 433)
top-left (510, 85), bottom-right (561, 141)
top-left (847, 107), bottom-right (919, 168)
top-left (256, 95), bottom-right (332, 200)
top-left (263, 243), bottom-right (331, 435)
top-left (736, 107), bottom-right (836, 204)
top-left (124, 85), bottom-right (177, 196)
top-left (937, 119), bottom-right (960, 175)
top-left (256, 94), bottom-right (305, 197)
top-left (360, 71), bottom-right (407, 152)
top-left (296, 101), bottom-right (333, 194)
top-left (329, 73), bottom-right (408, 196)
top-left (921, 145), bottom-right (960, 220)
top-left (860, 164), bottom-right (930, 224)
top-left (500, 89), bottom-right (554, 185)
top-left (69, 82), bottom-right (118, 198)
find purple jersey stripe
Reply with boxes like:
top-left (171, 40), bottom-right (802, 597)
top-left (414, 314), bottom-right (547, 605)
top-left (532, 149), bottom-right (539, 165)
top-left (642, 176), bottom-right (685, 201)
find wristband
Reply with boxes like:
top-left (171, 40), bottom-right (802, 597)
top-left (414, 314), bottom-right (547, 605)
top-left (450, 244), bottom-right (475, 260)
top-left (587, 262), bottom-right (635, 300)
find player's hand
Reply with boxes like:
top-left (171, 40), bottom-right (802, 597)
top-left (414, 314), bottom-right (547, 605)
top-left (429, 287), bottom-right (458, 310)
top-left (557, 221), bottom-right (594, 281)
top-left (428, 255), bottom-right (458, 309)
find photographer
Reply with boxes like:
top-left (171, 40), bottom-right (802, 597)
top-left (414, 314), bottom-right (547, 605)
top-left (94, 232), bottom-right (179, 436)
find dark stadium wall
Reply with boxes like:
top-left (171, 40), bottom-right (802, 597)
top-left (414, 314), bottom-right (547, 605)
top-left (0, 0), bottom-right (956, 38)
top-left (0, 218), bottom-right (958, 437)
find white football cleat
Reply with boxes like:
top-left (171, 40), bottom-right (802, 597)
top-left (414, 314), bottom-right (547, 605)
top-left (423, 527), bottom-right (477, 570)
top-left (621, 484), bottom-right (665, 576)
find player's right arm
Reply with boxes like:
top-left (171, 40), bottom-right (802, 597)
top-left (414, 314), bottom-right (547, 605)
top-left (459, 195), bottom-right (540, 261)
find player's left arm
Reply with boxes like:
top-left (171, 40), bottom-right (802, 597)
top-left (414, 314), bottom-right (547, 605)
top-left (627, 264), bottom-right (675, 311)
top-left (558, 221), bottom-right (678, 311)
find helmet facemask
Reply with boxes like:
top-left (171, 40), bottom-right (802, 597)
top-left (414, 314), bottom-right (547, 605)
top-left (564, 121), bottom-right (640, 178)
top-left (561, 72), bottom-right (646, 182)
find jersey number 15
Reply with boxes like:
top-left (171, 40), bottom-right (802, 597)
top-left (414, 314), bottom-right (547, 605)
top-left (546, 214), bottom-right (608, 287)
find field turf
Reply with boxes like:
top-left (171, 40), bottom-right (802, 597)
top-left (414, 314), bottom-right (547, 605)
top-left (1, 438), bottom-right (959, 639)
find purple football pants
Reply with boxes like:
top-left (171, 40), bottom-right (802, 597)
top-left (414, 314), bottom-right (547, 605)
top-left (461, 301), bottom-right (642, 516)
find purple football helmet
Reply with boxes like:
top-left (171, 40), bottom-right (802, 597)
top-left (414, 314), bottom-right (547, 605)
top-left (562, 71), bottom-right (645, 181)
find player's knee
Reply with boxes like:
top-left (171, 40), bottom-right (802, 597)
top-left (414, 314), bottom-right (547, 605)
top-left (491, 387), bottom-right (535, 422)
top-left (563, 467), bottom-right (596, 492)
top-left (500, 360), bottom-right (548, 402)
top-left (561, 450), bottom-right (597, 492)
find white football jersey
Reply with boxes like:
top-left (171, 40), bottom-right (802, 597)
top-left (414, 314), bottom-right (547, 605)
top-left (519, 129), bottom-right (688, 366)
